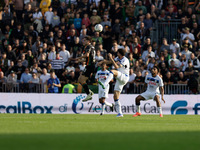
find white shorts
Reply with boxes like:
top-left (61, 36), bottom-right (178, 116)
top-left (98, 85), bottom-right (109, 99)
top-left (114, 71), bottom-right (129, 92)
top-left (140, 91), bottom-right (159, 100)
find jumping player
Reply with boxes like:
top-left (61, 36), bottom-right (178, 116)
top-left (76, 36), bottom-right (96, 102)
top-left (98, 49), bottom-right (130, 117)
top-left (95, 63), bottom-right (114, 115)
top-left (133, 66), bottom-right (165, 117)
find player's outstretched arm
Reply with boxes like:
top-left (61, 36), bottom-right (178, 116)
top-left (160, 86), bottom-right (165, 103)
top-left (97, 59), bottom-right (112, 66)
top-left (108, 53), bottom-right (119, 69)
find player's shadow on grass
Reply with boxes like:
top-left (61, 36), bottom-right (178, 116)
top-left (0, 131), bottom-right (199, 150)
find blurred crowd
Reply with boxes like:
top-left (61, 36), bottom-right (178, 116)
top-left (0, 0), bottom-right (200, 93)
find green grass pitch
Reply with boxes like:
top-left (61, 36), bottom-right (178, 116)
top-left (0, 114), bottom-right (199, 150)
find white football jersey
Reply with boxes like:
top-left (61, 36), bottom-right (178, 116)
top-left (145, 73), bottom-right (164, 94)
top-left (95, 69), bottom-right (110, 84)
top-left (114, 56), bottom-right (130, 75)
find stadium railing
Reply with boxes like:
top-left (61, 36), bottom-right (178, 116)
top-left (151, 19), bottom-right (181, 45)
top-left (0, 83), bottom-right (190, 94)
top-left (1, 83), bottom-right (44, 93)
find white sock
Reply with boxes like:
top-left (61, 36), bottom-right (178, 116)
top-left (115, 100), bottom-right (122, 114)
top-left (136, 105), bottom-right (141, 113)
top-left (157, 107), bottom-right (162, 114)
top-left (105, 101), bottom-right (112, 107)
top-left (104, 72), bottom-right (114, 85)
top-left (101, 103), bottom-right (105, 114)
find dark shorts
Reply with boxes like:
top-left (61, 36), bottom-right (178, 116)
top-left (82, 65), bottom-right (95, 78)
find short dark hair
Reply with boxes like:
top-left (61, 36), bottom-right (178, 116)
top-left (50, 69), bottom-right (55, 73)
top-left (152, 66), bottom-right (160, 72)
top-left (84, 36), bottom-right (92, 42)
top-left (118, 49), bottom-right (126, 56)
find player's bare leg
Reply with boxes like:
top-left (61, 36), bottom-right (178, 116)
top-left (79, 75), bottom-right (94, 102)
top-left (133, 95), bottom-right (145, 117)
top-left (114, 90), bottom-right (123, 117)
top-left (99, 98), bottom-right (114, 115)
top-left (154, 95), bottom-right (163, 117)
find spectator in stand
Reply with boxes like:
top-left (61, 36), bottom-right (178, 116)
top-left (170, 38), bottom-right (180, 56)
top-left (134, 71), bottom-right (144, 89)
top-left (181, 27), bottom-right (195, 45)
top-left (0, 52), bottom-right (10, 73)
top-left (141, 45), bottom-right (155, 63)
top-left (164, 71), bottom-right (175, 85)
top-left (57, 2), bottom-right (67, 18)
top-left (177, 72), bottom-right (188, 84)
top-left (142, 37), bottom-right (151, 52)
top-left (28, 72), bottom-right (39, 84)
top-left (51, 53), bottom-right (65, 77)
top-left (181, 45), bottom-right (192, 60)
top-left (168, 53), bottom-right (180, 68)
top-left (65, 62), bottom-right (75, 81)
top-left (143, 13), bottom-right (153, 33)
top-left (168, 60), bottom-right (179, 76)
top-left (184, 60), bottom-right (195, 79)
top-left (101, 15), bottom-right (111, 29)
top-left (160, 38), bottom-right (170, 54)
top-left (20, 68), bottom-right (32, 91)
top-left (134, 0), bottom-right (147, 18)
top-left (23, 4), bottom-right (33, 31)
top-left (82, 13), bottom-right (91, 28)
top-left (95, 49), bottom-right (104, 62)
top-left (191, 22), bottom-right (199, 43)
top-left (90, 9), bottom-right (101, 25)
top-left (7, 70), bottom-right (17, 85)
top-left (74, 13), bottom-right (82, 31)
top-left (51, 10), bottom-right (60, 28)
top-left (44, 6), bottom-right (53, 25)
top-left (163, 49), bottom-right (171, 62)
top-left (158, 9), bottom-right (166, 21)
top-left (136, 22), bottom-right (148, 45)
top-left (190, 53), bottom-right (200, 71)
top-left (0, 71), bottom-right (7, 83)
top-left (48, 45), bottom-right (56, 62)
top-left (59, 43), bottom-right (70, 63)
top-left (47, 69), bottom-right (61, 93)
top-left (12, 0), bottom-right (24, 21)
top-left (33, 7), bottom-right (43, 33)
top-left (21, 54), bottom-right (28, 68)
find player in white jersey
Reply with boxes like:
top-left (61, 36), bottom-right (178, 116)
top-left (98, 49), bottom-right (130, 117)
top-left (95, 63), bottom-right (114, 115)
top-left (133, 66), bottom-right (165, 117)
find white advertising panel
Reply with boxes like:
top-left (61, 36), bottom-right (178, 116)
top-left (0, 93), bottom-right (199, 115)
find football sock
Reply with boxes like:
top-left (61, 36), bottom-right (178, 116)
top-left (101, 103), bottom-right (105, 114)
top-left (104, 71), bottom-right (114, 86)
top-left (82, 84), bottom-right (90, 95)
top-left (115, 99), bottom-right (122, 114)
top-left (157, 107), bottom-right (162, 114)
top-left (105, 101), bottom-right (112, 107)
top-left (136, 105), bottom-right (141, 113)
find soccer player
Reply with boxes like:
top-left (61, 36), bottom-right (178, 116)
top-left (98, 49), bottom-right (130, 117)
top-left (133, 66), bottom-right (165, 117)
top-left (76, 36), bottom-right (96, 102)
top-left (95, 63), bottom-right (114, 115)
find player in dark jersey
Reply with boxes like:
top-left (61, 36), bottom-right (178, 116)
top-left (76, 36), bottom-right (96, 101)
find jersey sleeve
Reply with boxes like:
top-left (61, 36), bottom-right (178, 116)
top-left (144, 75), bottom-right (148, 83)
top-left (95, 71), bottom-right (98, 79)
top-left (159, 77), bottom-right (164, 87)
